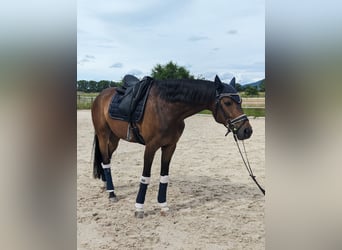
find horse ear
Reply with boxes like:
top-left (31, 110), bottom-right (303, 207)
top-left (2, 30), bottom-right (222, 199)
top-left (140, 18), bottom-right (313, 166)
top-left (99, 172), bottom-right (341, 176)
top-left (229, 77), bottom-right (236, 88)
top-left (214, 75), bottom-right (222, 84)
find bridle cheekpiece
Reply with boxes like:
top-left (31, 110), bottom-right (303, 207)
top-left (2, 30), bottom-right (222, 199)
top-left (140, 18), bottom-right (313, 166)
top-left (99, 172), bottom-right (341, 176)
top-left (214, 92), bottom-right (249, 136)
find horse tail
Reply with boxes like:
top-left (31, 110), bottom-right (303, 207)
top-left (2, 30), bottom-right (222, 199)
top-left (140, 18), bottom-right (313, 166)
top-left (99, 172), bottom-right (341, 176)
top-left (92, 134), bottom-right (104, 180)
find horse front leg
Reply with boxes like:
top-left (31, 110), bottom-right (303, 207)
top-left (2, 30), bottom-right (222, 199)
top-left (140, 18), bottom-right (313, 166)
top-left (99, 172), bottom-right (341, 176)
top-left (158, 144), bottom-right (177, 215)
top-left (135, 145), bottom-right (157, 218)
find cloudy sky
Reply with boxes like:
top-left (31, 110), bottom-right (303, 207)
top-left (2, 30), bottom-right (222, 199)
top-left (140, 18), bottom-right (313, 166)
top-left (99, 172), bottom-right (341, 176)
top-left (78, 0), bottom-right (264, 84)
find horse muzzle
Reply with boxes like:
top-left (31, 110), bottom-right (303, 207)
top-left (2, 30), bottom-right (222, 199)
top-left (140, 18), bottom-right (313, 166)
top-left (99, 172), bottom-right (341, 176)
top-left (226, 114), bottom-right (253, 140)
top-left (237, 124), bottom-right (253, 140)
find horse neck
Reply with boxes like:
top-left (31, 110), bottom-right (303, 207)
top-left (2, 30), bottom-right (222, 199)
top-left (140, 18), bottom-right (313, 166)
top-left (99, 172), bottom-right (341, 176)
top-left (167, 98), bottom-right (216, 120)
top-left (153, 79), bottom-right (217, 120)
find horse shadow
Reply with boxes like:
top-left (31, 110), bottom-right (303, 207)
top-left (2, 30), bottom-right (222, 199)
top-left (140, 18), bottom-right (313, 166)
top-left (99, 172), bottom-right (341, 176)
top-left (113, 175), bottom-right (264, 213)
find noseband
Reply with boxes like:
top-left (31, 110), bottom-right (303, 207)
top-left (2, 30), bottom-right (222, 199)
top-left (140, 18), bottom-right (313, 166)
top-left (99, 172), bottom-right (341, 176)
top-left (214, 93), bottom-right (249, 135)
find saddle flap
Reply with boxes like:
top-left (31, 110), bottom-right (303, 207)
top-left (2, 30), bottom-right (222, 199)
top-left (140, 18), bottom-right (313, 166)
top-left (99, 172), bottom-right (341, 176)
top-left (109, 76), bottom-right (153, 123)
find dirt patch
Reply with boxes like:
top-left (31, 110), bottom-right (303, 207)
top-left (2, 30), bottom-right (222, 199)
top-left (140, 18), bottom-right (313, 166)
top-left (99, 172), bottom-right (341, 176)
top-left (77, 110), bottom-right (265, 249)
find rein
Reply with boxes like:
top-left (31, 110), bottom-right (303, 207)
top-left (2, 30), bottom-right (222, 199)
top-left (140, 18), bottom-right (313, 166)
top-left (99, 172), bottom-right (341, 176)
top-left (214, 91), bottom-right (265, 195)
top-left (227, 131), bottom-right (265, 196)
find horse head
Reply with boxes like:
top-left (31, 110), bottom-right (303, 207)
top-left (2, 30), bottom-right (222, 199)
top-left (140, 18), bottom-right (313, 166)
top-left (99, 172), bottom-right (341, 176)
top-left (213, 75), bottom-right (253, 140)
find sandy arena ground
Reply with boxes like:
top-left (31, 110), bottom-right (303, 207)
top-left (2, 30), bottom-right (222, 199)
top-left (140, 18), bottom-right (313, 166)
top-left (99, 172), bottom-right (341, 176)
top-left (77, 110), bottom-right (265, 249)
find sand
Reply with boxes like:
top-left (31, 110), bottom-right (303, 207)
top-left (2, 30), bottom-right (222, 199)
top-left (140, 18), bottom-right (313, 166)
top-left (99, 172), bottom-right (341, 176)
top-left (77, 110), bottom-right (265, 249)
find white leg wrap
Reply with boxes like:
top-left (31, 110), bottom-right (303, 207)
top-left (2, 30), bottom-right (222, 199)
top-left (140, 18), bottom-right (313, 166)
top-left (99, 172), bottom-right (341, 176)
top-left (101, 163), bottom-right (111, 169)
top-left (159, 202), bottom-right (169, 212)
top-left (158, 202), bottom-right (168, 208)
top-left (160, 175), bottom-right (169, 183)
top-left (135, 203), bottom-right (144, 210)
top-left (106, 190), bottom-right (114, 193)
top-left (140, 176), bottom-right (150, 184)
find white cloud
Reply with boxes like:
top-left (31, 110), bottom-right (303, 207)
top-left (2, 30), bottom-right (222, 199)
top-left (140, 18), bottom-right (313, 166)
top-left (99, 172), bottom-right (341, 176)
top-left (109, 62), bottom-right (123, 68)
top-left (78, 0), bottom-right (264, 81)
top-left (77, 54), bottom-right (96, 65)
top-left (226, 29), bottom-right (238, 35)
top-left (188, 35), bottom-right (210, 42)
top-left (85, 54), bottom-right (95, 59)
top-left (202, 72), bottom-right (218, 80)
top-left (127, 69), bottom-right (143, 76)
top-left (221, 72), bottom-right (235, 82)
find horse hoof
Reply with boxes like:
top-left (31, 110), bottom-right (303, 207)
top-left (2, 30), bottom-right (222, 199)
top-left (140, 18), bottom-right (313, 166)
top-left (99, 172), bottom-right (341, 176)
top-left (160, 206), bottom-right (169, 216)
top-left (135, 210), bottom-right (144, 218)
top-left (108, 192), bottom-right (118, 202)
top-left (109, 196), bottom-right (118, 202)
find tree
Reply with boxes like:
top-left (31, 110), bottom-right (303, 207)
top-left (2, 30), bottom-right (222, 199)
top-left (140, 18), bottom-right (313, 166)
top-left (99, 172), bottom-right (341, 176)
top-left (235, 83), bottom-right (243, 92)
top-left (151, 61), bottom-right (194, 80)
top-left (259, 79), bottom-right (265, 92)
top-left (77, 80), bottom-right (121, 92)
top-left (77, 80), bottom-right (88, 92)
top-left (244, 86), bottom-right (259, 97)
top-left (110, 81), bottom-right (121, 88)
top-left (98, 80), bottom-right (111, 91)
top-left (88, 80), bottom-right (98, 93)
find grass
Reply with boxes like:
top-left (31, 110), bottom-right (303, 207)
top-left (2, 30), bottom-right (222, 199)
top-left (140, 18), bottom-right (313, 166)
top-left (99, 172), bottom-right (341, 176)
top-left (76, 92), bottom-right (265, 117)
top-left (77, 92), bottom-right (98, 109)
top-left (77, 92), bottom-right (99, 97)
top-left (242, 108), bottom-right (265, 117)
top-left (77, 102), bottom-right (92, 109)
top-left (240, 92), bottom-right (265, 98)
top-left (199, 108), bottom-right (265, 117)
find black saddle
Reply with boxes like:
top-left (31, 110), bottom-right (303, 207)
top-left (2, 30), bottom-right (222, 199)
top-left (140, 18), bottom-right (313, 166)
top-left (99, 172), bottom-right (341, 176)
top-left (108, 75), bottom-right (153, 144)
top-left (123, 74), bottom-right (140, 88)
top-left (117, 75), bottom-right (152, 119)
top-left (116, 75), bottom-right (140, 94)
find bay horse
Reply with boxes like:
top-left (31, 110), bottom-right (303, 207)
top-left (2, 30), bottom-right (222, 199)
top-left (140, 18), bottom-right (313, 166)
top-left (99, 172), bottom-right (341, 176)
top-left (91, 75), bottom-right (252, 218)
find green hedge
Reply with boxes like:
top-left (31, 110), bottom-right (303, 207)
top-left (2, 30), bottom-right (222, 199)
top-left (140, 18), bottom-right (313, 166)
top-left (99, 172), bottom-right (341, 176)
top-left (77, 102), bottom-right (92, 109)
top-left (199, 108), bottom-right (265, 117)
top-left (243, 108), bottom-right (265, 117)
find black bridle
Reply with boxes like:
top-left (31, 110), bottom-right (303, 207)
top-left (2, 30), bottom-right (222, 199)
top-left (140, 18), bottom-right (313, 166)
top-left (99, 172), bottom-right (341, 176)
top-left (214, 92), bottom-right (249, 136)
top-left (214, 92), bottom-right (265, 196)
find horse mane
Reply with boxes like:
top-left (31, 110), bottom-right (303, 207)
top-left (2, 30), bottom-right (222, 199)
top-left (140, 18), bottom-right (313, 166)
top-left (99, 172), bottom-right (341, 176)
top-left (154, 79), bottom-right (217, 104)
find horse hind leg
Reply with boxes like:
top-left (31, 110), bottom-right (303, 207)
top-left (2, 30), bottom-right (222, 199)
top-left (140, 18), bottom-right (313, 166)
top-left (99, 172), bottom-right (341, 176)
top-left (106, 133), bottom-right (120, 199)
top-left (98, 131), bottom-right (119, 202)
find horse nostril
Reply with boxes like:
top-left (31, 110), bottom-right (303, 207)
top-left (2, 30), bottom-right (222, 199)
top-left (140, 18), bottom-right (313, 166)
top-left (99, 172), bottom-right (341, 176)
top-left (244, 127), bottom-right (252, 137)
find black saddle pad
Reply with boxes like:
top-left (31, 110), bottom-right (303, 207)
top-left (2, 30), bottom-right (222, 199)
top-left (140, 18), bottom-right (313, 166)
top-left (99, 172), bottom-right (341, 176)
top-left (108, 77), bottom-right (152, 122)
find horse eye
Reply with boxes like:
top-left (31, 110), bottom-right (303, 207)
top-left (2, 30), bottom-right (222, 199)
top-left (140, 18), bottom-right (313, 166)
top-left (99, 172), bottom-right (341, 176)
top-left (224, 101), bottom-right (232, 106)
